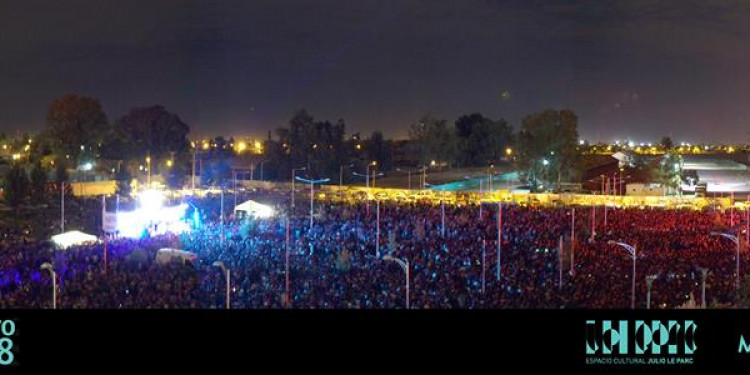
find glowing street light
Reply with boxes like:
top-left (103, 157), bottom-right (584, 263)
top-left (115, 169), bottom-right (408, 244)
top-left (291, 167), bottom-right (307, 210)
top-left (710, 231), bottom-right (740, 295)
top-left (212, 261), bottom-right (231, 309)
top-left (645, 274), bottom-right (658, 309)
top-left (236, 141), bottom-right (247, 152)
top-left (607, 240), bottom-right (637, 309)
top-left (382, 255), bottom-right (410, 309)
top-left (40, 262), bottom-right (57, 309)
top-left (145, 155), bottom-right (152, 186)
top-left (295, 176), bottom-right (330, 230)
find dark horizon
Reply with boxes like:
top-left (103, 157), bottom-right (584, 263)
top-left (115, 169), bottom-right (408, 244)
top-left (1, 0), bottom-right (750, 142)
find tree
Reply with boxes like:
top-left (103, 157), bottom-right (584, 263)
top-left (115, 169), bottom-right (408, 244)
top-left (269, 110), bottom-right (347, 180)
top-left (409, 115), bottom-right (457, 168)
top-left (3, 163), bottom-right (29, 211)
top-left (54, 159), bottom-right (69, 188)
top-left (655, 153), bottom-right (682, 195)
top-left (163, 160), bottom-right (187, 190)
top-left (46, 94), bottom-right (109, 162)
top-left (29, 161), bottom-right (48, 204)
top-left (100, 126), bottom-right (136, 161)
top-left (365, 131), bottom-right (392, 171)
top-left (201, 159), bottom-right (231, 188)
top-left (660, 136), bottom-right (674, 150)
top-left (516, 109), bottom-right (579, 191)
top-left (115, 105), bottom-right (190, 160)
top-left (454, 113), bottom-right (514, 167)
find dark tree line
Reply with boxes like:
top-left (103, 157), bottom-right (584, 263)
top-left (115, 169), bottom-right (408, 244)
top-left (262, 110), bottom-right (392, 183)
top-left (409, 109), bottom-right (581, 191)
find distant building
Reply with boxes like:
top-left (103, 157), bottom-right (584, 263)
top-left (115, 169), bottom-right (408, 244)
top-left (680, 155), bottom-right (750, 196)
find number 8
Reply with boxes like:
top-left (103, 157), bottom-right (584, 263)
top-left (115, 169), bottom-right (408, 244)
top-left (0, 338), bottom-right (13, 365)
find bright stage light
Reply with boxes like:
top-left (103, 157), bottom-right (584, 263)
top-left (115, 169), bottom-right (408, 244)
top-left (114, 190), bottom-right (191, 238)
top-left (139, 190), bottom-right (165, 210)
top-left (255, 205), bottom-right (274, 218)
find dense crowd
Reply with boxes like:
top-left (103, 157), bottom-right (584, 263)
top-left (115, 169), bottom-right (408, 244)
top-left (1, 190), bottom-right (747, 309)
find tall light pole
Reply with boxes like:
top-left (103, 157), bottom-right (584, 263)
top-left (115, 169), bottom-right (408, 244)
top-left (710, 231), bottom-right (740, 294)
top-left (295, 176), bottom-right (330, 231)
top-left (259, 159), bottom-right (269, 181)
top-left (60, 180), bottom-right (65, 233)
top-left (570, 208), bottom-right (575, 275)
top-left (285, 216), bottom-right (291, 308)
top-left (291, 167), bottom-right (307, 212)
top-left (339, 164), bottom-right (353, 189)
top-left (383, 255), bottom-right (410, 309)
top-left (482, 239), bottom-right (486, 294)
top-left (192, 149), bottom-right (197, 191)
top-left (220, 188), bottom-right (224, 245)
top-left (376, 198), bottom-right (381, 258)
top-left (608, 240), bottom-right (637, 309)
top-left (365, 161), bottom-right (379, 188)
top-left (40, 263), bottom-right (56, 309)
top-left (146, 154), bottom-right (151, 187)
top-left (590, 204), bottom-right (596, 241)
top-left (645, 274), bottom-right (658, 309)
top-left (441, 186), bottom-right (446, 238)
top-left (212, 261), bottom-right (230, 309)
top-left (558, 236), bottom-right (564, 289)
top-left (233, 170), bottom-right (238, 210)
top-left (697, 267), bottom-right (709, 309)
top-left (497, 202), bottom-right (502, 281)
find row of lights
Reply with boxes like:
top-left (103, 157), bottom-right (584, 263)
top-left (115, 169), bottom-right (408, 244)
top-left (191, 140), bottom-right (263, 154)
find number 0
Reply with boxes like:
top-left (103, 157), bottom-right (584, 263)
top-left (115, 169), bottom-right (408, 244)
top-left (0, 321), bottom-right (14, 336)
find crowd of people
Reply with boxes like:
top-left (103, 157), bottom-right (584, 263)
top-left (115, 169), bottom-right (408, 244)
top-left (1, 189), bottom-right (747, 309)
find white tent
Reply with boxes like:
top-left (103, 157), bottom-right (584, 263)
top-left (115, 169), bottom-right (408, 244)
top-left (234, 200), bottom-right (274, 218)
top-left (51, 230), bottom-right (99, 249)
top-left (155, 248), bottom-right (197, 265)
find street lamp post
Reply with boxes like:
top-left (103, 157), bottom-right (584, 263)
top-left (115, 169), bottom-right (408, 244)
top-left (570, 208), bottom-right (575, 275)
top-left (608, 240), bottom-right (637, 309)
top-left (40, 263), bottom-right (57, 309)
top-left (497, 202), bottom-right (502, 281)
top-left (220, 188), bottom-right (224, 245)
top-left (146, 154), bottom-right (151, 187)
top-left (295, 176), bottom-right (330, 231)
top-left (710, 231), bottom-right (740, 295)
top-left (60, 181), bottom-right (65, 233)
top-left (441, 187), bottom-right (446, 238)
top-left (259, 159), bottom-right (269, 181)
top-left (376, 199), bottom-right (381, 258)
top-left (482, 239), bottom-right (486, 294)
top-left (645, 274), bottom-right (658, 309)
top-left (212, 261), bottom-right (231, 309)
top-left (421, 166), bottom-right (427, 190)
top-left (383, 255), bottom-right (410, 309)
top-left (192, 149), bottom-right (197, 191)
top-left (697, 267), bottom-right (709, 309)
top-left (285, 216), bottom-right (291, 307)
top-left (233, 170), bottom-right (238, 210)
top-left (291, 167), bottom-right (307, 212)
top-left (339, 164), bottom-right (353, 189)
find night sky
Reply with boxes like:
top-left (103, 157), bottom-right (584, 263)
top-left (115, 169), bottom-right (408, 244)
top-left (1, 0), bottom-right (750, 142)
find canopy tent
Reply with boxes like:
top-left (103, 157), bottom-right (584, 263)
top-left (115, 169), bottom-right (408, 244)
top-left (234, 200), bottom-right (274, 218)
top-left (155, 248), bottom-right (197, 265)
top-left (51, 230), bottom-right (99, 249)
